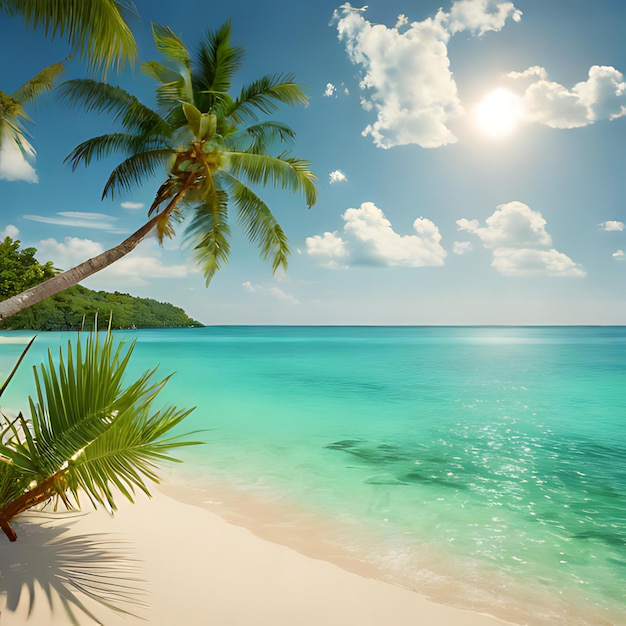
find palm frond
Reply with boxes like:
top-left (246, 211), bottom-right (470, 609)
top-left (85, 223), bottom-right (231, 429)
top-left (0, 63), bottom-right (65, 153)
top-left (102, 148), bottom-right (173, 199)
top-left (0, 326), bottom-right (200, 522)
top-left (10, 62), bottom-right (65, 105)
top-left (192, 20), bottom-right (244, 109)
top-left (225, 151), bottom-right (317, 208)
top-left (228, 74), bottom-right (308, 125)
top-left (65, 133), bottom-right (171, 171)
top-left (2, 0), bottom-right (138, 76)
top-left (222, 174), bottom-right (290, 273)
top-left (150, 24), bottom-right (193, 103)
top-left (59, 79), bottom-right (170, 137)
top-left (141, 60), bottom-right (188, 113)
top-left (151, 23), bottom-right (191, 70)
top-left (184, 193), bottom-right (231, 284)
top-left (237, 121), bottom-right (297, 154)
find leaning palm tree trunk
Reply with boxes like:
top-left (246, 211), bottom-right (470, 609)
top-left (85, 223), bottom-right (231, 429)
top-left (0, 210), bottom-right (164, 320)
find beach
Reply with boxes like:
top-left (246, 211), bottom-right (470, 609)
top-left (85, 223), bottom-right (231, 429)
top-left (0, 483), bottom-right (511, 626)
top-left (2, 326), bottom-right (624, 625)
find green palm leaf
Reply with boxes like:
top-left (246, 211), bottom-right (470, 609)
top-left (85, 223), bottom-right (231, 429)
top-left (141, 60), bottom-right (188, 113)
top-left (0, 63), bottom-right (65, 153)
top-left (184, 193), bottom-right (231, 283)
top-left (10, 62), bottom-right (65, 106)
top-left (151, 23), bottom-right (193, 103)
top-left (192, 20), bottom-right (243, 105)
top-left (1, 0), bottom-right (138, 76)
top-left (239, 121), bottom-right (297, 154)
top-left (65, 133), bottom-right (171, 171)
top-left (228, 73), bottom-right (309, 124)
top-left (222, 173), bottom-right (290, 273)
top-left (225, 151), bottom-right (317, 208)
top-left (0, 326), bottom-right (200, 537)
top-left (102, 149), bottom-right (173, 199)
top-left (59, 79), bottom-right (170, 137)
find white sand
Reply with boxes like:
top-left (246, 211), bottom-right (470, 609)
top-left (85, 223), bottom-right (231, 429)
top-left (0, 487), bottom-right (512, 626)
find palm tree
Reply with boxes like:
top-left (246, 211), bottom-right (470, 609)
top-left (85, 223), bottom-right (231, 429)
top-left (0, 0), bottom-right (138, 76)
top-left (0, 21), bottom-right (316, 321)
top-left (0, 2), bottom-right (137, 181)
top-left (0, 63), bottom-right (66, 178)
top-left (0, 326), bottom-right (199, 542)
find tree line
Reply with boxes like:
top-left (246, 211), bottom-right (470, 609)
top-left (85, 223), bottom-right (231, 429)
top-left (0, 237), bottom-right (202, 330)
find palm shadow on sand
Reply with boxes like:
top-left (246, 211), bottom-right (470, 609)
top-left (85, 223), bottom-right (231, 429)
top-left (0, 511), bottom-right (148, 625)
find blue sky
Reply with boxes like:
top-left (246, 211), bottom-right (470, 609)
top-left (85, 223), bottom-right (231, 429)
top-left (1, 0), bottom-right (625, 325)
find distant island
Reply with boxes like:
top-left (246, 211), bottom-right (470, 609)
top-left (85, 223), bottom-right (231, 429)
top-left (0, 236), bottom-right (202, 330)
top-left (0, 285), bottom-right (203, 331)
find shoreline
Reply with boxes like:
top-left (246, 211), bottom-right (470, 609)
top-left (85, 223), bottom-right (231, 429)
top-left (0, 483), bottom-right (512, 626)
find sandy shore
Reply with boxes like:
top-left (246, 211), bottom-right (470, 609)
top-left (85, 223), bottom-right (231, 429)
top-left (0, 485), bottom-right (512, 626)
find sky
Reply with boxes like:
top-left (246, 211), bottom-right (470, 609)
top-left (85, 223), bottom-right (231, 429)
top-left (1, 0), bottom-right (625, 325)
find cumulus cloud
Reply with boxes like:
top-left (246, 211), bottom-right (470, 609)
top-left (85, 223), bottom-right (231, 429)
top-left (453, 241), bottom-right (473, 255)
top-left (509, 65), bottom-right (626, 129)
top-left (306, 231), bottom-right (349, 269)
top-left (613, 249), bottom-right (625, 260)
top-left (599, 220), bottom-right (624, 231)
top-left (23, 211), bottom-right (128, 234)
top-left (446, 0), bottom-right (522, 36)
top-left (306, 201), bottom-right (446, 268)
top-left (242, 281), bottom-right (300, 304)
top-left (37, 236), bottom-right (104, 267)
top-left (332, 1), bottom-right (521, 149)
top-left (0, 224), bottom-right (19, 239)
top-left (37, 237), bottom-right (191, 287)
top-left (457, 201), bottom-right (585, 277)
top-left (0, 131), bottom-right (38, 183)
top-left (457, 201), bottom-right (552, 248)
top-left (121, 201), bottom-right (145, 210)
top-left (329, 169), bottom-right (348, 184)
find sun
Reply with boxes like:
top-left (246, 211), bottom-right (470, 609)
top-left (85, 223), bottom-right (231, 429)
top-left (474, 88), bottom-right (525, 138)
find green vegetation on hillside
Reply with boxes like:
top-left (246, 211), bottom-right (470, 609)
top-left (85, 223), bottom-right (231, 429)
top-left (0, 285), bottom-right (203, 330)
top-left (0, 237), bottom-right (202, 330)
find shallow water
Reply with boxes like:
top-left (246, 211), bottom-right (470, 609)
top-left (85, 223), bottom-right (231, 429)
top-left (2, 326), bottom-right (625, 624)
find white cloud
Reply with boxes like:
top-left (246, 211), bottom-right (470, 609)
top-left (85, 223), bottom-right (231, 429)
top-left (307, 201), bottom-right (446, 268)
top-left (457, 201), bottom-right (585, 277)
top-left (37, 237), bottom-right (104, 268)
top-left (0, 130), bottom-right (38, 183)
top-left (329, 169), bottom-right (348, 184)
top-left (324, 83), bottom-right (337, 97)
top-left (1, 224), bottom-right (19, 239)
top-left (509, 65), bottom-right (626, 129)
top-left (332, 1), bottom-right (521, 149)
top-left (453, 241), bottom-right (473, 255)
top-left (457, 201), bottom-right (552, 248)
top-left (305, 231), bottom-right (349, 269)
top-left (395, 15), bottom-right (409, 29)
top-left (121, 201), bottom-right (145, 210)
top-left (613, 249), bottom-right (625, 260)
top-left (492, 248), bottom-right (586, 277)
top-left (36, 237), bottom-right (191, 287)
top-left (242, 281), bottom-right (299, 304)
top-left (23, 211), bottom-right (128, 234)
top-left (600, 220), bottom-right (624, 231)
top-left (446, 0), bottom-right (522, 36)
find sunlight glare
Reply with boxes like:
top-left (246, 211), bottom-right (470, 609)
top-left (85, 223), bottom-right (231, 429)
top-left (475, 88), bottom-right (525, 138)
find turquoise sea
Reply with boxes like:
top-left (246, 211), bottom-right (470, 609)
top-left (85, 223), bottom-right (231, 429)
top-left (1, 326), bottom-right (625, 624)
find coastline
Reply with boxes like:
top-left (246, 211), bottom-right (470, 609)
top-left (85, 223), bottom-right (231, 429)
top-left (0, 483), bottom-right (511, 626)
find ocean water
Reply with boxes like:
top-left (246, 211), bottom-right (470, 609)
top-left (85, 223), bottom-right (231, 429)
top-left (1, 326), bottom-right (625, 624)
